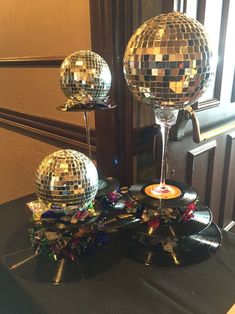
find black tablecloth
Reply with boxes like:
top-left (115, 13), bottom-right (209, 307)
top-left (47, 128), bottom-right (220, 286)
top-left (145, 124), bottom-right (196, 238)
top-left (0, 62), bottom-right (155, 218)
top-left (0, 194), bottom-right (235, 314)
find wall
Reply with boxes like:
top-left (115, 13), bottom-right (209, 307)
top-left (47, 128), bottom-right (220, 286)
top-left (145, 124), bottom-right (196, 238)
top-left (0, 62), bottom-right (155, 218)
top-left (0, 127), bottom-right (61, 204)
top-left (0, 0), bottom-right (95, 127)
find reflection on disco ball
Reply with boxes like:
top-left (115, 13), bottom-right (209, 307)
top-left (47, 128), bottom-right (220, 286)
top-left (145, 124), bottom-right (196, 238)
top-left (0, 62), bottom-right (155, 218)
top-left (124, 12), bottom-right (213, 108)
top-left (60, 50), bottom-right (112, 107)
top-left (35, 149), bottom-right (98, 211)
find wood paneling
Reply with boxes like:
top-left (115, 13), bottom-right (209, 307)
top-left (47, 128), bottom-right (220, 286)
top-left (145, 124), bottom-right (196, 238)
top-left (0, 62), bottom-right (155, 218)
top-left (232, 69), bottom-right (235, 102)
top-left (213, 0), bottom-right (230, 102)
top-left (90, 0), bottom-right (137, 184)
top-left (163, 126), bottom-right (235, 226)
top-left (0, 56), bottom-right (64, 67)
top-left (187, 140), bottom-right (216, 206)
top-left (0, 67), bottom-right (95, 127)
top-left (0, 107), bottom-right (96, 157)
top-left (0, 0), bottom-right (93, 127)
top-left (88, 0), bottom-right (235, 230)
top-left (162, 0), bottom-right (174, 13)
top-left (196, 0), bottom-right (206, 24)
top-left (219, 132), bottom-right (235, 227)
top-left (0, 127), bottom-right (61, 204)
top-left (134, 124), bottom-right (159, 155)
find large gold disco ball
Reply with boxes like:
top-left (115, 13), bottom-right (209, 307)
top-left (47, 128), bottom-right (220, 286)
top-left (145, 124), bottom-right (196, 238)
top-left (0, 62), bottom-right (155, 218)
top-left (124, 12), bottom-right (212, 108)
top-left (60, 50), bottom-right (112, 106)
top-left (35, 149), bottom-right (98, 210)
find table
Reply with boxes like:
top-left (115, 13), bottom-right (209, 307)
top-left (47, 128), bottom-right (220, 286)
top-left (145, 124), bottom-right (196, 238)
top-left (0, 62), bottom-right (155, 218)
top-left (0, 194), bottom-right (234, 314)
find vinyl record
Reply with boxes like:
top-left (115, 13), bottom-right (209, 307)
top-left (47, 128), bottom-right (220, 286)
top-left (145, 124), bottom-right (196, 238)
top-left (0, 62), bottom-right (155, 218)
top-left (129, 179), bottom-right (198, 208)
top-left (97, 210), bottom-right (141, 231)
top-left (132, 206), bottom-right (212, 238)
top-left (4, 224), bottom-right (126, 284)
top-left (96, 177), bottom-right (120, 197)
top-left (127, 222), bottom-right (222, 266)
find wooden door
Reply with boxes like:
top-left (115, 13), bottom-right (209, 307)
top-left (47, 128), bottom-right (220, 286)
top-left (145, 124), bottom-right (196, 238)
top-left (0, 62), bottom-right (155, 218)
top-left (160, 0), bottom-right (235, 228)
top-left (90, 0), bottom-right (235, 228)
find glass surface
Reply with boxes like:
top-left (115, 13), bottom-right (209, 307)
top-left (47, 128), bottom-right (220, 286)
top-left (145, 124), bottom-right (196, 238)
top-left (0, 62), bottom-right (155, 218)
top-left (124, 12), bottom-right (212, 108)
top-left (34, 150), bottom-right (98, 211)
top-left (83, 111), bottom-right (91, 159)
top-left (152, 108), bottom-right (178, 196)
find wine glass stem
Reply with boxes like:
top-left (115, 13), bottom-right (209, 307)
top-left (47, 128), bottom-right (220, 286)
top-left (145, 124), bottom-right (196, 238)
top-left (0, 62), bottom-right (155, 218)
top-left (83, 111), bottom-right (91, 159)
top-left (159, 124), bottom-right (170, 190)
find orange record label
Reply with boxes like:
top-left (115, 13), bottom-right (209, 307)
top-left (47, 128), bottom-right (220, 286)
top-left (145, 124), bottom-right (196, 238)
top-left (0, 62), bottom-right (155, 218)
top-left (144, 184), bottom-right (181, 200)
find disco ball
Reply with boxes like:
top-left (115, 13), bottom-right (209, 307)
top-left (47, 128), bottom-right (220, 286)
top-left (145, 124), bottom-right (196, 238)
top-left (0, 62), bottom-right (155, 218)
top-left (35, 149), bottom-right (98, 211)
top-left (60, 50), bottom-right (112, 106)
top-left (124, 12), bottom-right (213, 108)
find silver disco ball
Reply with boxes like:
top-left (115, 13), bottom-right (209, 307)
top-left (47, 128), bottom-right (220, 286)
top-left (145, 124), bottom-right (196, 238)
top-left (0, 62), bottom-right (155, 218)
top-left (35, 149), bottom-right (98, 211)
top-left (124, 12), bottom-right (213, 108)
top-left (60, 50), bottom-right (112, 106)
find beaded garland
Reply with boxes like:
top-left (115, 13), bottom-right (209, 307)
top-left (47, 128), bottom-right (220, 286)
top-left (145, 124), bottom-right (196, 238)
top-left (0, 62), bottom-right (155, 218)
top-left (28, 188), bottom-right (199, 260)
top-left (29, 223), bottom-right (108, 261)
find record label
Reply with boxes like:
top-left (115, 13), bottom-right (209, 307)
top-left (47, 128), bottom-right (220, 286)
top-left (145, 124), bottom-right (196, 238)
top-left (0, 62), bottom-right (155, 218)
top-left (144, 184), bottom-right (181, 199)
top-left (129, 179), bottom-right (198, 208)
